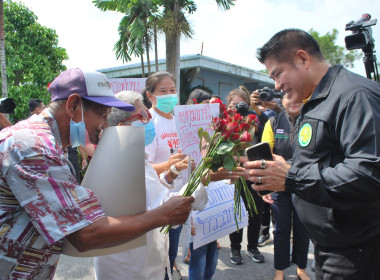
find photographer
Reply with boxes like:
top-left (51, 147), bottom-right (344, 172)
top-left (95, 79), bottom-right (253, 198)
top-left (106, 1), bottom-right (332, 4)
top-left (226, 88), bottom-right (266, 265)
top-left (247, 86), bottom-right (283, 246)
top-left (250, 89), bottom-right (282, 123)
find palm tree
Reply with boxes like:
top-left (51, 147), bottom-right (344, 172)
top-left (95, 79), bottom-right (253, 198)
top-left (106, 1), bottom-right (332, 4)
top-left (94, 0), bottom-right (234, 90)
top-left (95, 0), bottom-right (158, 76)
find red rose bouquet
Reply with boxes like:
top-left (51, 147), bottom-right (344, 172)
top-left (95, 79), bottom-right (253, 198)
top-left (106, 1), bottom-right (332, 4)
top-left (161, 108), bottom-right (258, 233)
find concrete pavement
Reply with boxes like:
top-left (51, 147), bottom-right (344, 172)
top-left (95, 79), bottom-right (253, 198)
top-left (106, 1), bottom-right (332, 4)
top-left (54, 230), bottom-right (315, 280)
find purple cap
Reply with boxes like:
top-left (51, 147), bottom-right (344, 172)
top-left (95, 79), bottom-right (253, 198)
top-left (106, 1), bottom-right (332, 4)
top-left (48, 68), bottom-right (135, 111)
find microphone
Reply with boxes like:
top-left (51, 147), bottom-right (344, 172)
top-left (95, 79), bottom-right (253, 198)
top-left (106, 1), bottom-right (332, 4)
top-left (345, 14), bottom-right (372, 30)
top-left (356, 14), bottom-right (371, 24)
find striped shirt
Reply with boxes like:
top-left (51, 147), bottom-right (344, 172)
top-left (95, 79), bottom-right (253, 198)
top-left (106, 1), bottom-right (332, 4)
top-left (0, 109), bottom-right (105, 279)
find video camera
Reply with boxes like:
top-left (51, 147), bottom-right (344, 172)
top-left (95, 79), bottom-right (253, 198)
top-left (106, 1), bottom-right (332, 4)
top-left (258, 87), bottom-right (283, 102)
top-left (0, 97), bottom-right (16, 114)
top-left (345, 14), bottom-right (377, 51)
top-left (345, 14), bottom-right (378, 82)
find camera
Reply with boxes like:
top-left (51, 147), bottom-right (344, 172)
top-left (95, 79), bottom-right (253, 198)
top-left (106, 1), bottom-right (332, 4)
top-left (345, 14), bottom-right (376, 50)
top-left (344, 14), bottom-right (378, 81)
top-left (258, 87), bottom-right (283, 102)
top-left (0, 97), bottom-right (16, 114)
top-left (235, 102), bottom-right (250, 117)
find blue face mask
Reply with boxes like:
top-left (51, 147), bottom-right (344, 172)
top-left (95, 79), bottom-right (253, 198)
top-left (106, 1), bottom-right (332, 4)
top-left (156, 94), bottom-right (178, 113)
top-left (131, 120), bottom-right (156, 146)
top-left (70, 101), bottom-right (86, 148)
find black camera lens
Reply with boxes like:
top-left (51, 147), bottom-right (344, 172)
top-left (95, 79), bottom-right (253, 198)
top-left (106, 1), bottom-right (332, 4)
top-left (235, 102), bottom-right (250, 117)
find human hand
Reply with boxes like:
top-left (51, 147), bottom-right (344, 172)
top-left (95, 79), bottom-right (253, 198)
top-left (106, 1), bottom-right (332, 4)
top-left (82, 158), bottom-right (88, 169)
top-left (161, 196), bottom-right (194, 226)
top-left (243, 154), bottom-right (290, 192)
top-left (262, 193), bottom-right (274, 204)
top-left (172, 156), bottom-right (194, 173)
top-left (191, 217), bottom-right (196, 236)
top-left (167, 149), bottom-right (187, 170)
top-left (209, 166), bottom-right (245, 182)
top-left (262, 100), bottom-right (282, 113)
top-left (250, 90), bottom-right (260, 106)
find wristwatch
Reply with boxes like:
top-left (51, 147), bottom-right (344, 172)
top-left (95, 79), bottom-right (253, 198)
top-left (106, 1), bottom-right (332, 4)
top-left (170, 164), bottom-right (181, 175)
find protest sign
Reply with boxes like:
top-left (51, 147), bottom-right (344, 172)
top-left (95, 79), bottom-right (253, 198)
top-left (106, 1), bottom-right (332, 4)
top-left (192, 181), bottom-right (248, 250)
top-left (108, 78), bottom-right (147, 94)
top-left (174, 103), bottom-right (220, 164)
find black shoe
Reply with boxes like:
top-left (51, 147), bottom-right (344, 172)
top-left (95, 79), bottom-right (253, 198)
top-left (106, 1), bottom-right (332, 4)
top-left (257, 234), bottom-right (271, 247)
top-left (245, 247), bottom-right (265, 263)
top-left (230, 248), bottom-right (244, 265)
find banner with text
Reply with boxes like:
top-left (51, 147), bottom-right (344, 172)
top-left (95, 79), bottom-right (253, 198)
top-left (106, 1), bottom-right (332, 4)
top-left (108, 78), bottom-right (147, 94)
top-left (174, 103), bottom-right (220, 165)
top-left (192, 181), bottom-right (248, 250)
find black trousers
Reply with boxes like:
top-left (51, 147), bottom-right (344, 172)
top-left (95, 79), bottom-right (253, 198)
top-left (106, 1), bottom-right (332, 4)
top-left (260, 202), bottom-right (273, 236)
top-left (229, 182), bottom-right (263, 251)
top-left (315, 234), bottom-right (380, 280)
top-left (271, 191), bottom-right (309, 270)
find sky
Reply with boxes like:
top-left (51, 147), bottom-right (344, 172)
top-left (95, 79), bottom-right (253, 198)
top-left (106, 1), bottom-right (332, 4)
top-left (15, 0), bottom-right (380, 77)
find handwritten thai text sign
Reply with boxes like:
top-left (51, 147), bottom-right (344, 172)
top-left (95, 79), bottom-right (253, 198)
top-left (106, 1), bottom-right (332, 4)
top-left (192, 181), bottom-right (248, 250)
top-left (174, 103), bottom-right (220, 164)
top-left (108, 78), bottom-right (147, 94)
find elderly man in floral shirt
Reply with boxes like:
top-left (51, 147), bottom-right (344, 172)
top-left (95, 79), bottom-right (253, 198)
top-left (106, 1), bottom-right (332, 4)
top-left (0, 68), bottom-right (194, 279)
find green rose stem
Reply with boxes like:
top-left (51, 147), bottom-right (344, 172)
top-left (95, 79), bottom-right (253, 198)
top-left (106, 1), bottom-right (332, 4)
top-left (160, 132), bottom-right (258, 234)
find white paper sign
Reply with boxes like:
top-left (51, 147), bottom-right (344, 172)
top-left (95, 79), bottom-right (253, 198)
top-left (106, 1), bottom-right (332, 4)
top-left (192, 181), bottom-right (248, 250)
top-left (108, 78), bottom-right (147, 94)
top-left (62, 126), bottom-right (147, 257)
top-left (174, 103), bottom-right (220, 165)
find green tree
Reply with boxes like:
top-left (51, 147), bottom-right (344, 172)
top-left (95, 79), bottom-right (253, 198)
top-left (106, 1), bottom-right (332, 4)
top-left (3, 1), bottom-right (68, 122)
top-left (94, 0), bottom-right (234, 96)
top-left (309, 28), bottom-right (361, 68)
top-left (95, 0), bottom-right (161, 77)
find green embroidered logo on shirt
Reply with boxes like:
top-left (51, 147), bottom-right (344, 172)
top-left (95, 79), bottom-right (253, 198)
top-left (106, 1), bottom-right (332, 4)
top-left (299, 123), bottom-right (312, 147)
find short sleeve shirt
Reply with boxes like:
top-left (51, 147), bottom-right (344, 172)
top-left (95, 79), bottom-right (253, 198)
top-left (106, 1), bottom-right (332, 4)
top-left (0, 109), bottom-right (105, 279)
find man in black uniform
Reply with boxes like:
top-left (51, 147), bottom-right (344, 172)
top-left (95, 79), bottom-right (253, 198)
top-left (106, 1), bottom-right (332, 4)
top-left (244, 28), bottom-right (380, 279)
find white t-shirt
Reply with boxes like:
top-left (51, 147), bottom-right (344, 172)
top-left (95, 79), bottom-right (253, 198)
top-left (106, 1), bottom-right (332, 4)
top-left (94, 158), bottom-right (170, 280)
top-left (145, 108), bottom-right (188, 193)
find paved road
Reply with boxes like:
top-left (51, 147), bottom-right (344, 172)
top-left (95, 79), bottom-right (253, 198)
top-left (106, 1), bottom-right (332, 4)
top-left (54, 229), bottom-right (315, 280)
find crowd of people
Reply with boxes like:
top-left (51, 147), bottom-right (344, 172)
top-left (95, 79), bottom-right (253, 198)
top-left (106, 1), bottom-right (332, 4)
top-left (0, 28), bottom-right (379, 280)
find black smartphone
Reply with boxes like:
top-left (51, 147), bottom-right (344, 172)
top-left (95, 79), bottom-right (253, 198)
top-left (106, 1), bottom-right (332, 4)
top-left (245, 142), bottom-right (273, 196)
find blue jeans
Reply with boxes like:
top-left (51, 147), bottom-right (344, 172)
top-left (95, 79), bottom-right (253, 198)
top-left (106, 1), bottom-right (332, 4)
top-left (165, 225), bottom-right (183, 280)
top-left (189, 241), bottom-right (218, 280)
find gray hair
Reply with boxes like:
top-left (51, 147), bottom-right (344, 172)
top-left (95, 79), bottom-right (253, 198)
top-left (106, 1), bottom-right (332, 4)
top-left (107, 91), bottom-right (143, 126)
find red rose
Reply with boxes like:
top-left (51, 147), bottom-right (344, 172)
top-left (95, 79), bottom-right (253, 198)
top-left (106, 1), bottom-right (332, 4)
top-left (233, 113), bottom-right (243, 123)
top-left (245, 113), bottom-right (257, 125)
top-left (239, 131), bottom-right (252, 142)
top-left (239, 122), bottom-right (251, 132)
top-left (221, 129), bottom-right (232, 140)
top-left (230, 133), bottom-right (240, 141)
top-left (211, 99), bottom-right (222, 104)
top-left (226, 122), bottom-right (239, 133)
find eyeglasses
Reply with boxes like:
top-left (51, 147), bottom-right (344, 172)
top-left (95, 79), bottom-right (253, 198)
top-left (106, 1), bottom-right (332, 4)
top-left (123, 109), bottom-right (152, 124)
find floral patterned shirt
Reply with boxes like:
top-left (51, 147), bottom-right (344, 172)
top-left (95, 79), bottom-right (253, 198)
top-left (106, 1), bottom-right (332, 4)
top-left (0, 109), bottom-right (105, 279)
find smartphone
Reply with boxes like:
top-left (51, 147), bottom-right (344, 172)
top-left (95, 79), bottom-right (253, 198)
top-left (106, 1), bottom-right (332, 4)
top-left (245, 142), bottom-right (273, 196)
